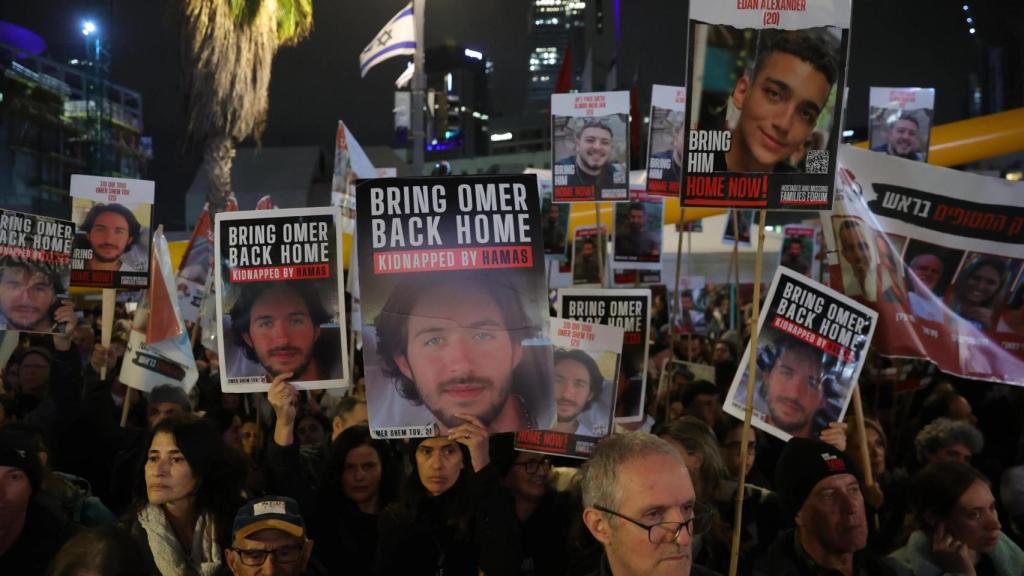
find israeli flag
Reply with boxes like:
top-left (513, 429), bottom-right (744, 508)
top-left (360, 2), bottom-right (415, 77)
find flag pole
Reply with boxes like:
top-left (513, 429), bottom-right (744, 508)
top-left (411, 0), bottom-right (426, 176)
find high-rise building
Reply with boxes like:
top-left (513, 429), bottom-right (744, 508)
top-left (526, 0), bottom-right (587, 102)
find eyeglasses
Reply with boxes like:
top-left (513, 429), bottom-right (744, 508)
top-left (513, 457), bottom-right (553, 474)
top-left (230, 542), bottom-right (304, 566)
top-left (593, 502), bottom-right (714, 543)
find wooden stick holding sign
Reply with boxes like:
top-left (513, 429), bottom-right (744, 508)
top-left (728, 209), bottom-right (766, 576)
top-left (850, 385), bottom-right (879, 530)
top-left (594, 202), bottom-right (604, 286)
top-left (669, 208), bottom-right (687, 348)
top-left (100, 288), bottom-right (116, 381)
top-left (120, 388), bottom-right (133, 428)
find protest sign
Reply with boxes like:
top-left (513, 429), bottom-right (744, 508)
top-left (120, 227), bottom-right (199, 393)
top-left (214, 207), bottom-right (350, 392)
top-left (724, 267), bottom-right (878, 442)
top-left (779, 224), bottom-right (819, 278)
top-left (356, 175), bottom-right (554, 438)
top-left (722, 210), bottom-right (753, 247)
top-left (331, 120), bottom-right (377, 235)
top-left (868, 87), bottom-right (935, 163)
top-left (70, 175), bottom-right (154, 289)
top-left (175, 199), bottom-right (239, 323)
top-left (822, 145), bottom-right (1024, 385)
top-left (515, 318), bottom-right (623, 459)
top-left (557, 288), bottom-right (651, 423)
top-left (540, 186), bottom-right (571, 256)
top-left (572, 225), bottom-right (608, 286)
top-left (0, 210), bottom-right (74, 334)
top-left (612, 192), bottom-right (663, 270)
top-left (681, 0), bottom-right (850, 209)
top-left (646, 84), bottom-right (687, 197)
top-left (551, 91), bottom-right (631, 203)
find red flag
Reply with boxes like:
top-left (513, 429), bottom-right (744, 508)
top-left (255, 195), bottom-right (273, 210)
top-left (146, 227), bottom-right (182, 344)
top-left (554, 44), bottom-right (574, 94)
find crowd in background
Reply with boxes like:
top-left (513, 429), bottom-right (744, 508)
top-left (0, 287), bottom-right (1022, 576)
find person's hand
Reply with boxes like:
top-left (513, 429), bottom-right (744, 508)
top-left (931, 523), bottom-right (977, 576)
top-left (448, 413), bottom-right (490, 472)
top-left (90, 344), bottom-right (117, 376)
top-left (268, 373), bottom-right (298, 425)
top-left (51, 302), bottom-right (77, 351)
top-left (819, 421), bottom-right (847, 452)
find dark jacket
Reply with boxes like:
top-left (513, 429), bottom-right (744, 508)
top-left (755, 529), bottom-right (899, 576)
top-left (477, 487), bottom-right (573, 576)
top-left (583, 551), bottom-right (722, 576)
top-left (0, 501), bottom-right (73, 576)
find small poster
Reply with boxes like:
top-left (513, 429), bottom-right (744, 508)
top-left (868, 87), bottom-right (935, 162)
top-left (558, 288), bottom-right (651, 423)
top-left (722, 209), bottom-right (753, 247)
top-left (572, 225), bottom-right (608, 286)
top-left (214, 207), bottom-right (350, 392)
top-left (356, 175), bottom-right (554, 439)
top-left (612, 192), bottom-right (663, 270)
top-left (724, 267), bottom-right (877, 442)
top-left (540, 186), bottom-right (571, 256)
top-left (0, 210), bottom-right (74, 334)
top-left (551, 91), bottom-right (631, 202)
top-left (515, 318), bottom-right (623, 459)
top-left (175, 199), bottom-right (238, 323)
top-left (70, 174), bottom-right (154, 288)
top-left (646, 84), bottom-right (687, 197)
top-left (779, 224), bottom-right (820, 278)
top-left (681, 0), bottom-right (850, 209)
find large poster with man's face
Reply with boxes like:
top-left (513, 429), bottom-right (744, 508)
top-left (724, 267), bottom-right (877, 442)
top-left (557, 288), bottom-right (651, 423)
top-left (681, 0), bottom-right (850, 210)
top-left (70, 175), bottom-right (154, 288)
top-left (551, 91), bottom-right (630, 203)
top-left (0, 210), bottom-right (74, 334)
top-left (868, 87), bottom-right (934, 163)
top-left (646, 85), bottom-right (687, 197)
top-left (515, 318), bottom-right (622, 459)
top-left (356, 175), bottom-right (554, 439)
top-left (822, 145), bottom-right (1024, 385)
top-left (214, 207), bottom-right (350, 393)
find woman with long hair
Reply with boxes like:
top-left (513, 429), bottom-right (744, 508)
top-left (887, 461), bottom-right (1024, 575)
top-left (949, 257), bottom-right (1008, 330)
top-left (376, 414), bottom-right (494, 576)
top-left (125, 415), bottom-right (244, 576)
top-left (311, 425), bottom-right (400, 575)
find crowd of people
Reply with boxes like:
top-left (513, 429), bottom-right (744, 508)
top-left (0, 293), bottom-right (1022, 576)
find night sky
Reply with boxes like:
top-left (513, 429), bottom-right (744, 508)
top-left (1, 0), bottom-right (1018, 229)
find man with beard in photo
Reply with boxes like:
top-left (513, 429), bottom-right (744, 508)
top-left (77, 204), bottom-right (145, 272)
top-left (756, 337), bottom-right (829, 438)
top-left (556, 119), bottom-right (623, 191)
top-left (551, 349), bottom-right (607, 437)
top-left (872, 114), bottom-right (924, 161)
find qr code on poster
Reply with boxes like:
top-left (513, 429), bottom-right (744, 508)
top-left (806, 150), bottom-right (829, 174)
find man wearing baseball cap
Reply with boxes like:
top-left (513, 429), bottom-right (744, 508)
top-left (756, 437), bottom-right (896, 576)
top-left (225, 495), bottom-right (324, 576)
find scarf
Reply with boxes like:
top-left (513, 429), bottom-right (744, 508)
top-left (137, 504), bottom-right (222, 576)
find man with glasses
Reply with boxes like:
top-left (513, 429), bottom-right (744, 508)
top-left (580, 432), bottom-right (718, 575)
top-left (225, 495), bottom-right (325, 576)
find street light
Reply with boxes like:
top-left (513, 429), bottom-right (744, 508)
top-left (81, 20), bottom-right (97, 36)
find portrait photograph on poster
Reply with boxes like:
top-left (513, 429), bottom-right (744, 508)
top-left (572, 225), bottom-right (608, 286)
top-left (646, 84), bottom-right (687, 197)
top-left (557, 288), bottom-right (651, 423)
top-left (725, 267), bottom-right (877, 442)
top-left (868, 87), bottom-right (935, 162)
top-left (0, 210), bottom-right (74, 334)
top-left (612, 193), bottom-right (663, 270)
top-left (69, 174), bottom-right (154, 289)
top-left (214, 207), bottom-right (350, 393)
top-left (540, 187), bottom-right (571, 256)
top-left (682, 0), bottom-right (850, 209)
top-left (515, 318), bottom-right (623, 459)
top-left (779, 225), bottom-right (819, 278)
top-left (551, 91), bottom-right (630, 203)
top-left (356, 174), bottom-right (554, 439)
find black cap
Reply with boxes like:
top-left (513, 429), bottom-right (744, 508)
top-left (774, 437), bottom-right (857, 518)
top-left (0, 430), bottom-right (43, 495)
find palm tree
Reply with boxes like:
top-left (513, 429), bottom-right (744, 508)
top-left (182, 0), bottom-right (313, 212)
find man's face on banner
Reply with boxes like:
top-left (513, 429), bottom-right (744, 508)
top-left (910, 254), bottom-right (944, 291)
top-left (731, 52), bottom-right (831, 171)
top-left (242, 287), bottom-right (321, 378)
top-left (629, 208), bottom-right (645, 231)
top-left (888, 118), bottom-right (919, 156)
top-left (764, 346), bottom-right (823, 435)
top-left (575, 126), bottom-right (613, 173)
top-left (554, 357), bottom-right (595, 423)
top-left (581, 242), bottom-right (594, 259)
top-left (838, 222), bottom-right (872, 280)
top-left (87, 210), bottom-right (134, 263)
top-left (394, 286), bottom-right (524, 429)
top-left (787, 241), bottom-right (804, 258)
top-left (0, 266), bottom-right (57, 331)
